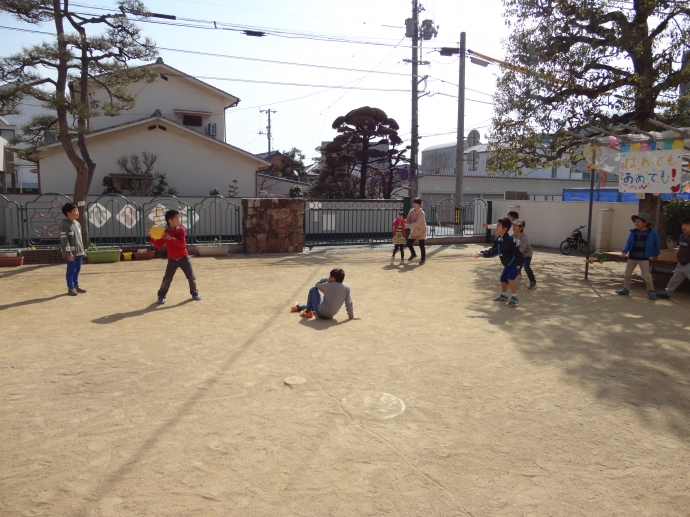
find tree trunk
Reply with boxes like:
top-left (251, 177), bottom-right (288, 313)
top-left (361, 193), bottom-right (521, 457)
top-left (358, 139), bottom-right (369, 198)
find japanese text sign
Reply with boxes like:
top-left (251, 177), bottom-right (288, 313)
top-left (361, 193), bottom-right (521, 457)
top-left (618, 139), bottom-right (683, 194)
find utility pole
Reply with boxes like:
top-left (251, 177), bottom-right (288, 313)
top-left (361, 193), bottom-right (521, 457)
top-left (259, 108), bottom-right (276, 156)
top-left (453, 32), bottom-right (467, 205)
top-left (410, 0), bottom-right (420, 198)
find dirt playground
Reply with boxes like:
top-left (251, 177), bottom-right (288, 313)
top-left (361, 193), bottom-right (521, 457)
top-left (1, 245), bottom-right (689, 516)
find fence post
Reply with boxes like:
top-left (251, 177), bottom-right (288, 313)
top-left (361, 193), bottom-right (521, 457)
top-left (485, 201), bottom-right (493, 243)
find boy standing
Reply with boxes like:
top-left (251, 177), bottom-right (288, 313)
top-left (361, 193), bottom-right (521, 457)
top-left (656, 217), bottom-right (690, 299)
top-left (149, 210), bottom-right (201, 304)
top-left (60, 203), bottom-right (87, 296)
top-left (616, 212), bottom-right (660, 300)
top-left (291, 268), bottom-right (361, 320)
top-left (472, 217), bottom-right (525, 307)
top-left (512, 219), bottom-right (536, 289)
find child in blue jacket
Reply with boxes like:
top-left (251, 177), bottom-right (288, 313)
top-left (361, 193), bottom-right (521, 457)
top-left (472, 217), bottom-right (525, 307)
top-left (616, 212), bottom-right (660, 300)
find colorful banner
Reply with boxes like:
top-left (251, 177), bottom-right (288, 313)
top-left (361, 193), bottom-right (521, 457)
top-left (618, 139), bottom-right (684, 193)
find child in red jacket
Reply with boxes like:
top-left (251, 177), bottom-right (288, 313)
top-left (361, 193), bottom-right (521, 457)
top-left (149, 209), bottom-right (201, 304)
top-left (391, 211), bottom-right (407, 265)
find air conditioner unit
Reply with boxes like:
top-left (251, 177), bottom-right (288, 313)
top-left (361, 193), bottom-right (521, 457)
top-left (207, 123), bottom-right (217, 137)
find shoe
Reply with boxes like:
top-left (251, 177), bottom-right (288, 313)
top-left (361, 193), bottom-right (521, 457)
top-left (391, 253), bottom-right (396, 261)
top-left (508, 297), bottom-right (519, 307)
top-left (300, 309), bottom-right (313, 318)
top-left (399, 259), bottom-right (404, 265)
top-left (419, 259), bottom-right (426, 265)
top-left (647, 290), bottom-right (657, 300)
top-left (516, 274), bottom-right (523, 280)
top-left (493, 294), bottom-right (508, 302)
top-left (75, 286), bottom-right (87, 293)
top-left (157, 297), bottom-right (166, 304)
top-left (656, 291), bottom-right (671, 299)
top-left (528, 282), bottom-right (536, 290)
top-left (408, 254), bottom-right (417, 261)
top-left (67, 287), bottom-right (78, 296)
top-left (192, 294), bottom-right (202, 301)
top-left (615, 288), bottom-right (630, 296)
top-left (291, 302), bottom-right (300, 312)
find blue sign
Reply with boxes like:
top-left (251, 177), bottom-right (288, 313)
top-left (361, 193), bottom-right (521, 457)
top-left (400, 168), bottom-right (409, 181)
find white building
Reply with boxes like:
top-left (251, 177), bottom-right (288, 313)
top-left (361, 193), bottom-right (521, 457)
top-left (420, 140), bottom-right (619, 203)
top-left (10, 58), bottom-right (270, 197)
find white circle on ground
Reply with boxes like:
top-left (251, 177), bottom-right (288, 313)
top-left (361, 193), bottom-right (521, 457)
top-left (342, 392), bottom-right (405, 419)
top-left (284, 376), bottom-right (306, 386)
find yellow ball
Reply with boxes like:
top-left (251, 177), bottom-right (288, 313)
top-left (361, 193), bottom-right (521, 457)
top-left (149, 225), bottom-right (165, 240)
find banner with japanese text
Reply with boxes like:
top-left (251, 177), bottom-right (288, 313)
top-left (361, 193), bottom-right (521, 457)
top-left (618, 139), bottom-right (683, 193)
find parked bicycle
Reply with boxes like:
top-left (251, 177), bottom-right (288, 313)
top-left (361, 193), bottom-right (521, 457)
top-left (560, 225), bottom-right (588, 255)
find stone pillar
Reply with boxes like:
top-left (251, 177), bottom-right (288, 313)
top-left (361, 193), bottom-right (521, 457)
top-left (595, 209), bottom-right (613, 252)
top-left (242, 198), bottom-right (304, 254)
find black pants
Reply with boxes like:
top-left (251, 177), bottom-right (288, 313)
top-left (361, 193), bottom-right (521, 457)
top-left (158, 256), bottom-right (198, 298)
top-left (392, 244), bottom-right (405, 258)
top-left (407, 238), bottom-right (426, 259)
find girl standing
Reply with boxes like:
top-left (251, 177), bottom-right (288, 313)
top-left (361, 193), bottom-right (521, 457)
top-left (512, 219), bottom-right (536, 289)
top-left (392, 211), bottom-right (407, 265)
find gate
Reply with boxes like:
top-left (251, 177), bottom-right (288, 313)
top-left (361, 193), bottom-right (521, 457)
top-left (191, 196), bottom-right (241, 244)
top-left (87, 194), bottom-right (141, 246)
top-left (23, 193), bottom-right (73, 247)
top-left (0, 194), bottom-right (22, 247)
top-left (422, 198), bottom-right (488, 237)
top-left (304, 199), bottom-right (403, 247)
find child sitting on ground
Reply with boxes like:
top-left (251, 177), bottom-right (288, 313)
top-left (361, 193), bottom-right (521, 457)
top-left (512, 219), bottom-right (536, 289)
top-left (149, 209), bottom-right (202, 304)
top-left (291, 268), bottom-right (361, 320)
top-left (391, 211), bottom-right (407, 265)
top-left (616, 212), bottom-right (660, 300)
top-left (656, 217), bottom-right (690, 299)
top-left (472, 217), bottom-right (525, 307)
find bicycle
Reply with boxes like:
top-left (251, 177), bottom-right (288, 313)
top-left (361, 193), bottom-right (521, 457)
top-left (560, 225), bottom-right (588, 255)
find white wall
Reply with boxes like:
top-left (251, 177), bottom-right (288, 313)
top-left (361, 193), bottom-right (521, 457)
top-left (38, 121), bottom-right (263, 197)
top-left (486, 200), bottom-right (640, 251)
top-left (86, 68), bottom-right (229, 141)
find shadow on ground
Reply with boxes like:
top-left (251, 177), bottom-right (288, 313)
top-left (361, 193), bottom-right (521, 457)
top-left (92, 299), bottom-right (194, 324)
top-left (470, 253), bottom-right (690, 440)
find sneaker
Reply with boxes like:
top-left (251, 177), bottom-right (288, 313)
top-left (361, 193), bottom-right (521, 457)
top-left (391, 253), bottom-right (396, 261)
top-left (647, 290), bottom-right (657, 300)
top-left (291, 302), bottom-right (300, 312)
top-left (75, 286), bottom-right (87, 293)
top-left (192, 294), bottom-right (202, 301)
top-left (493, 294), bottom-right (508, 302)
top-left (157, 297), bottom-right (166, 304)
top-left (615, 288), bottom-right (630, 296)
top-left (419, 259), bottom-right (426, 265)
top-left (528, 282), bottom-right (536, 290)
top-left (300, 309), bottom-right (313, 318)
top-left (516, 274), bottom-right (523, 280)
top-left (508, 297), bottom-right (519, 307)
top-left (408, 254), bottom-right (417, 261)
top-left (67, 287), bottom-right (78, 296)
top-left (656, 291), bottom-right (671, 299)
top-left (399, 259), bottom-right (404, 265)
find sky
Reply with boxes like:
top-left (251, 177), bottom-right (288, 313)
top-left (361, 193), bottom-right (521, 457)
top-left (0, 0), bottom-right (511, 164)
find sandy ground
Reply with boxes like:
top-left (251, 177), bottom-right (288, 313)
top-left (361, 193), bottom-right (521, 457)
top-left (1, 245), bottom-right (690, 517)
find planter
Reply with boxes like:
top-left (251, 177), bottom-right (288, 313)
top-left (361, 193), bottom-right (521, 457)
top-left (196, 245), bottom-right (230, 257)
top-left (0, 256), bottom-right (24, 267)
top-left (122, 252), bottom-right (133, 261)
top-left (133, 251), bottom-right (155, 260)
top-left (86, 248), bottom-right (122, 264)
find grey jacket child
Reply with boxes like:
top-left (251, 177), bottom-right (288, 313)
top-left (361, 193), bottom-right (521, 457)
top-left (315, 278), bottom-right (355, 319)
top-left (60, 218), bottom-right (85, 258)
top-left (514, 232), bottom-right (533, 258)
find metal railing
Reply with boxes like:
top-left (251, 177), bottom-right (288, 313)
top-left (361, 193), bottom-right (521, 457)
top-left (0, 193), bottom-right (241, 248)
top-left (424, 198), bottom-right (489, 237)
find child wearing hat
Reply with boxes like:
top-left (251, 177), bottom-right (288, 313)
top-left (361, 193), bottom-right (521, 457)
top-left (512, 219), bottom-right (536, 289)
top-left (616, 212), bottom-right (660, 300)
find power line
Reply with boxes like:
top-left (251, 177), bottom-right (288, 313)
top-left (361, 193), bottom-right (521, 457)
top-left (158, 47), bottom-right (409, 77)
top-left (430, 77), bottom-right (494, 97)
top-left (431, 92), bottom-right (494, 105)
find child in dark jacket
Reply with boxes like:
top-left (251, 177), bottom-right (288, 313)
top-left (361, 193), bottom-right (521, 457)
top-left (616, 212), bottom-right (660, 300)
top-left (472, 217), bottom-right (525, 307)
top-left (149, 209), bottom-right (201, 304)
top-left (656, 217), bottom-right (690, 299)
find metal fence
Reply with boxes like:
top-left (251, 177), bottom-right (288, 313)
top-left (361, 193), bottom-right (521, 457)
top-left (304, 197), bottom-right (490, 248)
top-left (0, 193), bottom-right (241, 248)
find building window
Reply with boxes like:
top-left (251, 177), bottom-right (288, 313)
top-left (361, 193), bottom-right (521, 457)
top-left (183, 115), bottom-right (202, 127)
top-left (0, 128), bottom-right (15, 140)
